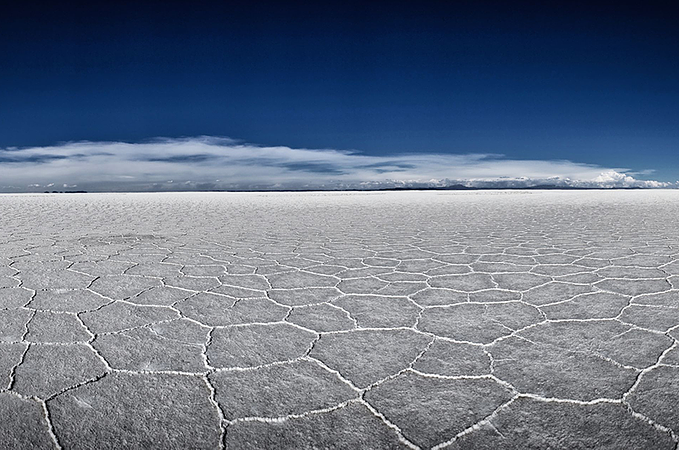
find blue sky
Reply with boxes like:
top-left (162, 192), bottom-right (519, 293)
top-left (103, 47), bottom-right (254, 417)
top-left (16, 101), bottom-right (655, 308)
top-left (0, 1), bottom-right (677, 190)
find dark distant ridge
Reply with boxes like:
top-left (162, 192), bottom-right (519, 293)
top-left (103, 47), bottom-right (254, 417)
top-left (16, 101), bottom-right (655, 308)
top-left (33, 185), bottom-right (654, 194)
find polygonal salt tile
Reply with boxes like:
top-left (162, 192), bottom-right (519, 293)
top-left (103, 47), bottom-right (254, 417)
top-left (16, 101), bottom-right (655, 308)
top-left (479, 254), bottom-right (536, 265)
top-left (208, 323), bottom-right (316, 368)
top-left (377, 249), bottom-right (435, 260)
top-left (93, 326), bottom-right (206, 372)
top-left (255, 264), bottom-right (294, 276)
top-left (13, 344), bottom-right (107, 398)
top-left (633, 291), bottom-right (679, 308)
top-left (111, 254), bottom-right (168, 264)
top-left (411, 288), bottom-right (467, 306)
top-left (540, 292), bottom-right (630, 319)
top-left (11, 260), bottom-right (71, 271)
top-left (464, 246), bottom-right (505, 255)
top-left (365, 257), bottom-right (400, 267)
top-left (89, 275), bottom-right (162, 300)
top-left (163, 276), bottom-right (221, 291)
top-left (271, 256), bottom-right (319, 268)
top-left (304, 264), bottom-right (347, 276)
top-left (619, 305), bottom-right (679, 332)
top-left (426, 264), bottom-right (473, 276)
top-left (336, 277), bottom-right (388, 294)
top-left (448, 397), bottom-right (675, 450)
top-left (163, 254), bottom-right (224, 265)
top-left (627, 366), bottom-right (679, 431)
top-left (364, 372), bottom-right (512, 449)
top-left (26, 312), bottom-right (91, 343)
top-left (80, 302), bottom-right (178, 334)
top-left (223, 402), bottom-right (407, 449)
top-left (418, 302), bottom-right (542, 344)
top-left (70, 260), bottom-right (135, 276)
top-left (594, 278), bottom-right (671, 296)
top-left (124, 263), bottom-right (182, 277)
top-left (377, 281), bottom-right (428, 296)
top-left (127, 285), bottom-right (192, 306)
top-left (490, 337), bottom-right (637, 401)
top-left (632, 245), bottom-right (672, 254)
top-left (519, 321), bottom-right (673, 368)
top-left (64, 254), bottom-right (102, 263)
top-left (468, 289), bottom-right (521, 303)
top-left (613, 254), bottom-right (672, 267)
top-left (377, 272), bottom-right (428, 282)
top-left (224, 264), bottom-right (257, 274)
top-left (10, 254), bottom-right (60, 263)
top-left (530, 264), bottom-right (590, 277)
top-left (0, 287), bottom-right (32, 308)
top-left (48, 372), bottom-right (222, 449)
top-left (0, 393), bottom-right (55, 449)
top-left (596, 266), bottom-right (667, 279)
top-left (324, 257), bottom-right (366, 269)
top-left (210, 360), bottom-right (356, 419)
top-left (150, 318), bottom-right (210, 343)
top-left (522, 282), bottom-right (594, 306)
top-left (177, 293), bottom-right (287, 326)
top-left (413, 339), bottom-right (490, 376)
top-left (504, 247), bottom-right (538, 256)
top-left (396, 259), bottom-right (443, 273)
top-left (337, 267), bottom-right (394, 278)
top-left (286, 304), bottom-right (355, 332)
top-left (491, 272), bottom-right (551, 291)
top-left (17, 270), bottom-right (94, 290)
top-left (309, 329), bottom-right (431, 388)
top-left (180, 265), bottom-right (227, 276)
top-left (555, 272), bottom-right (604, 284)
top-left (210, 285), bottom-right (264, 298)
top-left (585, 249), bottom-right (635, 259)
top-left (300, 254), bottom-right (334, 264)
top-left (266, 271), bottom-right (337, 289)
top-left (534, 254), bottom-right (580, 264)
top-left (333, 295), bottom-right (419, 328)
top-left (30, 289), bottom-right (110, 312)
top-left (572, 257), bottom-right (612, 269)
top-left (0, 308), bottom-right (33, 341)
top-left (428, 273), bottom-right (495, 291)
top-left (472, 262), bottom-right (532, 273)
top-left (217, 274), bottom-right (270, 290)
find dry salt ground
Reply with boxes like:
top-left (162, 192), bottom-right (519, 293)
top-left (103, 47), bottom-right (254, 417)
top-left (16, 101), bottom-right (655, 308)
top-left (1, 190), bottom-right (679, 449)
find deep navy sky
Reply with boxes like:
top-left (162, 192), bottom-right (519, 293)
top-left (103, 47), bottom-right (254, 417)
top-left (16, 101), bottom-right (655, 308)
top-left (1, 0), bottom-right (678, 180)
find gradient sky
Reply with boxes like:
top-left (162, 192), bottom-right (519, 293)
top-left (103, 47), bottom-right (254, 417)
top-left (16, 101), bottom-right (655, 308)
top-left (1, 0), bottom-right (678, 189)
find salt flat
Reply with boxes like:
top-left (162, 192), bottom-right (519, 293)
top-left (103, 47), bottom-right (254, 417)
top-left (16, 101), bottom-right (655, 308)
top-left (1, 190), bottom-right (678, 449)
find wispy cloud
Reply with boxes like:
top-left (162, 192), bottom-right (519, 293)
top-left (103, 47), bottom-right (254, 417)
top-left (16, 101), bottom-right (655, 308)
top-left (0, 136), bottom-right (674, 191)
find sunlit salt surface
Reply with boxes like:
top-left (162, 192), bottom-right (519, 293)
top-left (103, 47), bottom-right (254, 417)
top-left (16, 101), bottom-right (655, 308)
top-left (1, 190), bottom-right (678, 449)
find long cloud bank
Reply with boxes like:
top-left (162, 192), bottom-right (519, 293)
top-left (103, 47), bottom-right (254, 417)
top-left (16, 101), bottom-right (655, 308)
top-left (0, 136), bottom-right (674, 192)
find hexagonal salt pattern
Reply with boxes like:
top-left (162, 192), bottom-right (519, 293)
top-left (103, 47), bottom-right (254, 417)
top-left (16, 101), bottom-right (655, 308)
top-left (0, 190), bottom-right (678, 449)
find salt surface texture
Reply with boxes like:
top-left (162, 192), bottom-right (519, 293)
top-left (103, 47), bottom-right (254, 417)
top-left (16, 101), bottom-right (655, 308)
top-left (1, 190), bottom-right (678, 449)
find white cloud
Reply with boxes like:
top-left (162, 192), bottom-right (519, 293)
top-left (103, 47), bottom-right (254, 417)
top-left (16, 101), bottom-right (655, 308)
top-left (0, 136), bottom-right (674, 191)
